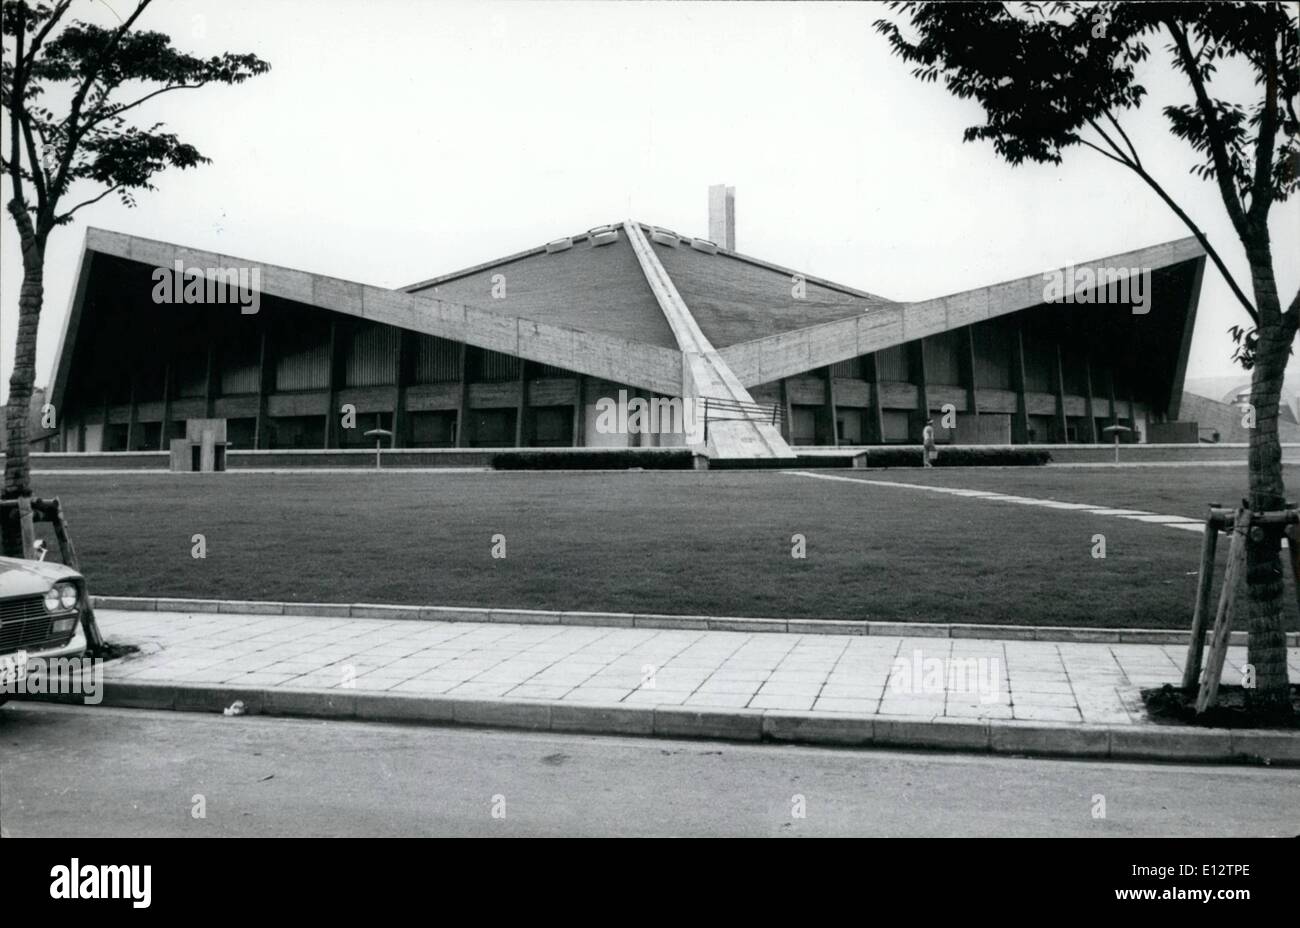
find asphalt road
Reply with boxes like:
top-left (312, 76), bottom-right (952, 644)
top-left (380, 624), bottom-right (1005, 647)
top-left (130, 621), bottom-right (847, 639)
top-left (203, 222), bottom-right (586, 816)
top-left (1, 703), bottom-right (1296, 837)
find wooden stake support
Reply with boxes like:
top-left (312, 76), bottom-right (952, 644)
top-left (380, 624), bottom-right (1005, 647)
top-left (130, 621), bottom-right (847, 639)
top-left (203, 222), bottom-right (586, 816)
top-left (1184, 501), bottom-right (1300, 714)
top-left (1195, 505), bottom-right (1249, 714)
top-left (1181, 507), bottom-right (1220, 689)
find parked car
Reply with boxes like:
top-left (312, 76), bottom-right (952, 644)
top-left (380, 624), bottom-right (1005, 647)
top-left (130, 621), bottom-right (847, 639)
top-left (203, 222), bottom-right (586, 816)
top-left (0, 555), bottom-right (87, 703)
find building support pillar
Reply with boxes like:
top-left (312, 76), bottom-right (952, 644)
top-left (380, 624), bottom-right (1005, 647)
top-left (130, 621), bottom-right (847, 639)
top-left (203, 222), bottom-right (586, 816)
top-left (325, 320), bottom-right (345, 449)
top-left (1083, 353), bottom-right (1099, 443)
top-left (1108, 368), bottom-right (1118, 427)
top-left (454, 343), bottom-right (470, 448)
top-left (780, 378), bottom-right (794, 444)
top-left (823, 366), bottom-right (839, 447)
top-left (1053, 342), bottom-right (1069, 443)
top-left (909, 338), bottom-right (930, 442)
top-left (204, 342), bottom-right (219, 419)
top-left (1128, 381), bottom-right (1139, 439)
top-left (254, 327), bottom-right (275, 450)
top-left (124, 374), bottom-right (138, 451)
top-left (99, 396), bottom-right (110, 452)
top-left (863, 353), bottom-right (884, 445)
top-left (515, 361), bottom-right (530, 448)
top-left (962, 326), bottom-right (980, 442)
top-left (572, 375), bottom-right (586, 447)
top-left (1010, 323), bottom-right (1030, 444)
top-left (159, 361), bottom-right (174, 451)
top-left (393, 331), bottom-right (411, 448)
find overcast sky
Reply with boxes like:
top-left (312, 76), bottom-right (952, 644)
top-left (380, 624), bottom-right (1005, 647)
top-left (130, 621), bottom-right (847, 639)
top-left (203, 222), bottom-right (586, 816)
top-left (3, 0), bottom-right (1297, 402)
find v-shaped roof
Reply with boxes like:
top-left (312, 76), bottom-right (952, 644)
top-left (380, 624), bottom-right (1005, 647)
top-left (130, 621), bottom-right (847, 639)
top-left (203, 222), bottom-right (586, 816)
top-left (402, 221), bottom-right (898, 352)
top-left (403, 228), bottom-right (680, 350)
top-left (53, 225), bottom-right (1207, 436)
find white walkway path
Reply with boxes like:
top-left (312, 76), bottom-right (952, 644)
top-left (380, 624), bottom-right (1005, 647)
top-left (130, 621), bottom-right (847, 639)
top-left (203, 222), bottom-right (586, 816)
top-left (785, 471), bottom-right (1210, 533)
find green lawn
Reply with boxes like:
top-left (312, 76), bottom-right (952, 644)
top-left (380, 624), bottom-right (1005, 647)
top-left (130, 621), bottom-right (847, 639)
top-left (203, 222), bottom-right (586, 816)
top-left (29, 465), bottom-right (1300, 630)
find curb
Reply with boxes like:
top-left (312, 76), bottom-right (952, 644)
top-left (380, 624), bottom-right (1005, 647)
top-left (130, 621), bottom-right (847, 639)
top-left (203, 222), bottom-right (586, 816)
top-left (90, 596), bottom-right (1299, 647)
top-left (25, 680), bottom-right (1300, 766)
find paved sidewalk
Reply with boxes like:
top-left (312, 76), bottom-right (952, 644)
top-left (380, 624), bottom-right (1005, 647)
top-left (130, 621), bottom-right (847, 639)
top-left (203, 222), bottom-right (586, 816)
top-left (93, 609), bottom-right (1294, 726)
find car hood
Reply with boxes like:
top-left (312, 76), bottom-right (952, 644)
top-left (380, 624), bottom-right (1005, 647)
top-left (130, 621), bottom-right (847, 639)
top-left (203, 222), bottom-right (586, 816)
top-left (0, 556), bottom-right (82, 598)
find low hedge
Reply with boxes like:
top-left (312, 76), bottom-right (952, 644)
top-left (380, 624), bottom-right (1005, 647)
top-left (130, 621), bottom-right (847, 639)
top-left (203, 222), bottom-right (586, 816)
top-left (865, 447), bottom-right (1052, 468)
top-left (493, 449), bottom-right (700, 470)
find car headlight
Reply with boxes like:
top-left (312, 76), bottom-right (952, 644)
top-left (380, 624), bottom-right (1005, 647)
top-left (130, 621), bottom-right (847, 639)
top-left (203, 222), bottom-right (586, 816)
top-left (44, 582), bottom-right (78, 612)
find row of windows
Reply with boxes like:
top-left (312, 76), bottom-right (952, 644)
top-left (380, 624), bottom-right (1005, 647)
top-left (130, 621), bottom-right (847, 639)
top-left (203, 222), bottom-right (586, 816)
top-left (89, 407), bottom-right (578, 451)
top-left (826, 325), bottom-right (1131, 397)
top-left (784, 406), bottom-right (1136, 446)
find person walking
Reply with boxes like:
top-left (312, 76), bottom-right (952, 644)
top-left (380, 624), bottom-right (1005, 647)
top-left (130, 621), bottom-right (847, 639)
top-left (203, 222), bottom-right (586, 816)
top-left (922, 418), bottom-right (937, 467)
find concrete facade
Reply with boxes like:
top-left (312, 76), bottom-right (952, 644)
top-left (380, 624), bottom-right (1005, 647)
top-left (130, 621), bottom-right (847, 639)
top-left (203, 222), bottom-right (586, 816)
top-left (46, 222), bottom-right (1206, 459)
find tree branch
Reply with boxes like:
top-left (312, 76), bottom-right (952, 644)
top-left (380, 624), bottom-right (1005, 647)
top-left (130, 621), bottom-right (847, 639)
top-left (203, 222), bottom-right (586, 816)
top-left (54, 183), bottom-right (125, 223)
top-left (1104, 111), bottom-right (1142, 169)
top-left (1086, 118), bottom-right (1136, 166)
top-left (1130, 160), bottom-right (1260, 326)
top-left (84, 82), bottom-right (206, 130)
top-left (7, 2), bottom-right (30, 223)
top-left (1249, 29), bottom-right (1279, 226)
top-left (1077, 114), bottom-right (1256, 322)
top-left (1077, 137), bottom-right (1131, 167)
top-left (18, 110), bottom-right (47, 210)
top-left (45, 0), bottom-right (153, 228)
top-left (1165, 18), bottom-right (1252, 238)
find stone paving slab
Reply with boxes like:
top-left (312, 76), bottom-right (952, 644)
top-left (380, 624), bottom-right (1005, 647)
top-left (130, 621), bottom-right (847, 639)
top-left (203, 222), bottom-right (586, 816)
top-left (84, 610), bottom-right (1300, 729)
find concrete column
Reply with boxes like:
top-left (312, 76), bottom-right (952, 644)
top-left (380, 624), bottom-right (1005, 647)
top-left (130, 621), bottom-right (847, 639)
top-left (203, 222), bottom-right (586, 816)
top-left (99, 396), bottom-right (110, 451)
top-left (1083, 353), bottom-right (1099, 443)
top-left (393, 331), bottom-right (410, 448)
top-left (909, 339), bottom-right (930, 442)
top-left (159, 361), bottom-right (173, 451)
top-left (863, 353), bottom-right (884, 445)
top-left (963, 326), bottom-right (980, 428)
top-left (254, 327), bottom-right (275, 449)
top-left (1108, 366), bottom-right (1118, 426)
top-left (124, 374), bottom-right (138, 451)
top-left (204, 342), bottom-right (219, 419)
top-left (823, 366), bottom-right (839, 447)
top-left (778, 379), bottom-right (793, 443)
top-left (1053, 342), bottom-right (1069, 443)
top-left (515, 361), bottom-right (530, 447)
top-left (1010, 323), bottom-right (1030, 444)
top-left (572, 375), bottom-right (586, 447)
top-left (1127, 381), bottom-right (1139, 438)
top-left (325, 320), bottom-right (345, 449)
top-left (454, 343), bottom-right (470, 448)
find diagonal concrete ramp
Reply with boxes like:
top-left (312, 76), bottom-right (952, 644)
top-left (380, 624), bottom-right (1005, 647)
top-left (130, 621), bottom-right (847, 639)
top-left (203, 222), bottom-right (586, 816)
top-left (624, 221), bottom-right (794, 460)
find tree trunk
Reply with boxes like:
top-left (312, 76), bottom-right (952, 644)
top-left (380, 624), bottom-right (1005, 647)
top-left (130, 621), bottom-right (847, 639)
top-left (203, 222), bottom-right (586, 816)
top-left (1243, 236), bottom-right (1295, 716)
top-left (1, 222), bottom-right (44, 558)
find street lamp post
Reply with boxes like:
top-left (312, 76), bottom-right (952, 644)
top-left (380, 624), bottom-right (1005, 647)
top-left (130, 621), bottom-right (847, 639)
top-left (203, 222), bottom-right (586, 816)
top-left (1101, 424), bottom-right (1132, 465)
top-left (363, 428), bottom-right (394, 470)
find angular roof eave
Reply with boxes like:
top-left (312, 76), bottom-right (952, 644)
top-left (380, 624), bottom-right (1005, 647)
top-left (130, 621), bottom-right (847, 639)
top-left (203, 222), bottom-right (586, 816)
top-left (49, 228), bottom-right (684, 408)
top-left (718, 236), bottom-right (1207, 387)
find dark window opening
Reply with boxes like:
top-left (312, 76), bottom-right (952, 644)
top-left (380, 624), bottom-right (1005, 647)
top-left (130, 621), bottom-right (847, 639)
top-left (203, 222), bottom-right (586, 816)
top-left (530, 406), bottom-right (574, 447)
top-left (408, 411), bottom-right (457, 448)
